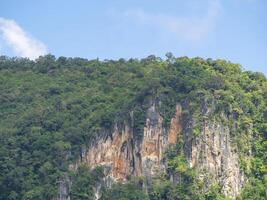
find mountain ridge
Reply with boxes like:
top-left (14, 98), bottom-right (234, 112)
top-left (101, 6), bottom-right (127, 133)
top-left (0, 54), bottom-right (266, 200)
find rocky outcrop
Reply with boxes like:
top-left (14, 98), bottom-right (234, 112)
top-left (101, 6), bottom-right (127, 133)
top-left (140, 104), bottom-right (182, 178)
top-left (189, 121), bottom-right (244, 199)
top-left (70, 104), bottom-right (182, 183)
top-left (53, 175), bottom-right (71, 200)
top-left (68, 103), bottom-right (244, 199)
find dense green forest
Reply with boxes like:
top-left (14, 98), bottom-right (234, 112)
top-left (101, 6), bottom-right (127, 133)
top-left (0, 54), bottom-right (266, 199)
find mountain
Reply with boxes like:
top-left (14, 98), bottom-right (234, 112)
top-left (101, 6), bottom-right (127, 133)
top-left (0, 54), bottom-right (266, 200)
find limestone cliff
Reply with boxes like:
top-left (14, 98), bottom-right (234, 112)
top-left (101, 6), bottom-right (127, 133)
top-left (187, 121), bottom-right (244, 199)
top-left (67, 103), bottom-right (244, 199)
top-left (70, 104), bottom-right (182, 182)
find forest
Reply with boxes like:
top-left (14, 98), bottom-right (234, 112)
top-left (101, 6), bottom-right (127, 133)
top-left (0, 54), bottom-right (266, 200)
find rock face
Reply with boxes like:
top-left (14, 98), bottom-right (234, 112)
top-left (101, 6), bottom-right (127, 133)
top-left (140, 104), bottom-right (182, 179)
top-left (189, 121), bottom-right (244, 199)
top-left (53, 175), bottom-right (71, 200)
top-left (70, 103), bottom-right (244, 199)
top-left (71, 104), bottom-right (182, 182)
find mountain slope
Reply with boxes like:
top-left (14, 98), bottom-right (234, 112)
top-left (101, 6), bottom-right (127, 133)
top-left (0, 55), bottom-right (266, 200)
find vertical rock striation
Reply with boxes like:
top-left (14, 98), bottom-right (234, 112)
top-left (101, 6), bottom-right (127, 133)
top-left (189, 121), bottom-right (244, 199)
top-left (73, 104), bottom-right (182, 183)
top-left (69, 103), bottom-right (244, 199)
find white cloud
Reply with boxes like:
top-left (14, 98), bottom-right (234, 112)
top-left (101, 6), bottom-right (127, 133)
top-left (123, 0), bottom-right (222, 44)
top-left (0, 17), bottom-right (47, 60)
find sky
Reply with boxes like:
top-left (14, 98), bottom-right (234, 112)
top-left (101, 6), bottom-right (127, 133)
top-left (0, 0), bottom-right (266, 74)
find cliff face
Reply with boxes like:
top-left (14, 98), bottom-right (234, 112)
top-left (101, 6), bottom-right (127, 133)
top-left (69, 103), bottom-right (244, 199)
top-left (70, 104), bottom-right (182, 182)
top-left (188, 121), bottom-right (244, 199)
top-left (140, 104), bottom-right (182, 178)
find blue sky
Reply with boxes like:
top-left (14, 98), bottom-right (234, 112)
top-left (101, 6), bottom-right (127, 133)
top-left (0, 0), bottom-right (266, 74)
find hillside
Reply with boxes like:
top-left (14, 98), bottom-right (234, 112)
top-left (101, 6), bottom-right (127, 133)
top-left (0, 54), bottom-right (266, 200)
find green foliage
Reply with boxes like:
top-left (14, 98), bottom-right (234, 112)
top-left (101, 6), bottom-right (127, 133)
top-left (164, 143), bottom-right (203, 200)
top-left (204, 184), bottom-right (231, 200)
top-left (168, 155), bottom-right (188, 173)
top-left (70, 165), bottom-right (104, 200)
top-left (101, 178), bottom-right (149, 200)
top-left (148, 178), bottom-right (173, 200)
top-left (0, 55), bottom-right (266, 199)
top-left (133, 105), bottom-right (148, 141)
top-left (238, 177), bottom-right (267, 200)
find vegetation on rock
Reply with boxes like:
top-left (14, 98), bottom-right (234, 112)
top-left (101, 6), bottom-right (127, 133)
top-left (0, 54), bottom-right (266, 199)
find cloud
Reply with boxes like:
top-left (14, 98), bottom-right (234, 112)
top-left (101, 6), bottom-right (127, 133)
top-left (0, 17), bottom-right (47, 60)
top-left (123, 0), bottom-right (222, 43)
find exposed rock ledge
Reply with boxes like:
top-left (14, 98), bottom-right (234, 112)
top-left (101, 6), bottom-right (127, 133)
top-left (67, 103), bottom-right (244, 199)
